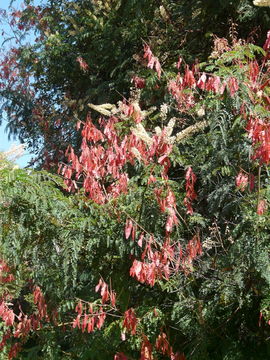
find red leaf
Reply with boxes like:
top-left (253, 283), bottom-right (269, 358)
top-left (132, 76), bottom-right (146, 89)
top-left (235, 171), bottom-right (248, 191)
top-left (249, 61), bottom-right (259, 83)
top-left (183, 65), bottom-right (196, 88)
top-left (72, 314), bottom-right (81, 329)
top-left (125, 219), bottom-right (133, 239)
top-left (100, 282), bottom-right (109, 304)
top-left (155, 332), bottom-right (171, 356)
top-left (141, 335), bottom-right (153, 360)
top-left (155, 58), bottom-right (162, 79)
top-left (227, 77), bottom-right (239, 96)
top-left (87, 316), bottom-right (95, 333)
top-left (96, 308), bottom-right (106, 329)
top-left (76, 56), bottom-right (89, 72)
top-left (130, 259), bottom-right (142, 278)
top-left (263, 30), bottom-right (270, 51)
top-left (131, 224), bottom-right (137, 241)
top-left (95, 279), bottom-right (109, 303)
top-left (95, 279), bottom-right (103, 293)
top-left (184, 167), bottom-right (197, 215)
top-left (257, 199), bottom-right (267, 215)
top-left (197, 73), bottom-right (207, 90)
top-left (123, 308), bottom-right (138, 335)
top-left (110, 291), bottom-right (116, 308)
top-left (138, 233), bottom-right (144, 248)
top-left (176, 56), bottom-right (182, 69)
top-left (8, 342), bottom-right (21, 360)
top-left (147, 175), bottom-right (156, 184)
top-left (143, 44), bottom-right (162, 79)
top-left (81, 314), bottom-right (89, 333)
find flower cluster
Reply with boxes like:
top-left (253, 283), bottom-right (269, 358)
top-left (253, 0), bottom-right (270, 6)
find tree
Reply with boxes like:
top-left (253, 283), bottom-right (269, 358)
top-left (1, 1), bottom-right (270, 359)
top-left (1, 31), bottom-right (270, 358)
top-left (1, 0), bottom-right (270, 166)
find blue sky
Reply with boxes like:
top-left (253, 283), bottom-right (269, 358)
top-left (0, 0), bottom-right (38, 167)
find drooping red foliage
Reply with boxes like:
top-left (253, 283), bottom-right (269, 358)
top-left (155, 332), bottom-right (171, 356)
top-left (246, 117), bottom-right (270, 164)
top-left (0, 261), bottom-right (51, 359)
top-left (236, 171), bottom-right (249, 191)
top-left (183, 167), bottom-right (197, 215)
top-left (143, 44), bottom-right (162, 79)
top-left (257, 199), bottom-right (268, 215)
top-left (132, 76), bottom-right (146, 89)
top-left (123, 308), bottom-right (138, 335)
top-left (141, 335), bottom-right (153, 360)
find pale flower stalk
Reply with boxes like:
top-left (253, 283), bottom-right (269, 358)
top-left (3, 144), bottom-right (25, 162)
top-left (131, 147), bottom-right (143, 161)
top-left (132, 124), bottom-right (153, 146)
top-left (0, 144), bottom-right (25, 169)
top-left (253, 0), bottom-right (270, 6)
top-left (160, 103), bottom-right (168, 120)
top-left (163, 118), bottom-right (176, 144)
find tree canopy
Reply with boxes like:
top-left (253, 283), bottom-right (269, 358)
top-left (1, 0), bottom-right (270, 164)
top-left (0, 1), bottom-right (270, 359)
